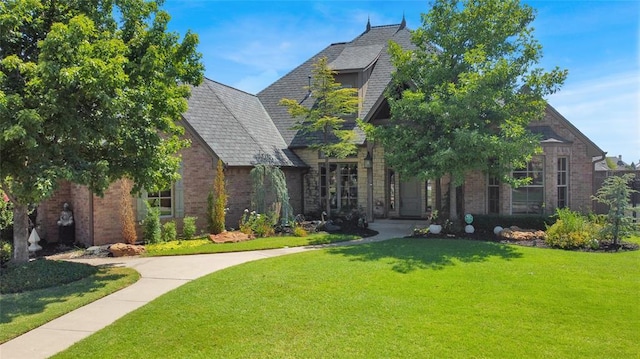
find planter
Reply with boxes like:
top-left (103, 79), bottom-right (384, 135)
top-left (429, 224), bottom-right (442, 235)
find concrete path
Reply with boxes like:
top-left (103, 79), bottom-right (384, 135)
top-left (0, 219), bottom-right (426, 359)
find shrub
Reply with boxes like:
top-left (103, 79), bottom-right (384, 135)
top-left (592, 173), bottom-right (637, 246)
top-left (120, 181), bottom-right (138, 244)
top-left (1, 240), bottom-right (12, 268)
top-left (143, 206), bottom-right (162, 244)
top-left (545, 208), bottom-right (601, 249)
top-left (211, 159), bottom-right (227, 234)
top-left (239, 210), bottom-right (275, 238)
top-left (162, 221), bottom-right (177, 242)
top-left (473, 214), bottom-right (555, 232)
top-left (183, 216), bottom-right (197, 240)
top-left (292, 224), bottom-right (308, 237)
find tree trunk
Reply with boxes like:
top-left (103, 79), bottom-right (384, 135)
top-left (12, 203), bottom-right (29, 263)
top-left (325, 156), bottom-right (331, 218)
top-left (449, 175), bottom-right (458, 221)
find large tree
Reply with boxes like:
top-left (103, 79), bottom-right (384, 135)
top-left (0, 0), bottom-right (204, 262)
top-left (280, 57), bottom-right (359, 216)
top-left (379, 0), bottom-right (567, 220)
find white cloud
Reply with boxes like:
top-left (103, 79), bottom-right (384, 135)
top-left (548, 67), bottom-right (640, 162)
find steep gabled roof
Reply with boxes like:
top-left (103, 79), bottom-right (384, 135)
top-left (544, 104), bottom-right (605, 159)
top-left (258, 23), bottom-right (413, 148)
top-left (182, 78), bottom-right (306, 167)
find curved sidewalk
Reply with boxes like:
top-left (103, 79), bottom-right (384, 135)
top-left (0, 219), bottom-right (425, 359)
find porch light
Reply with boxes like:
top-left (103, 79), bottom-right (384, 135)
top-left (363, 151), bottom-right (373, 169)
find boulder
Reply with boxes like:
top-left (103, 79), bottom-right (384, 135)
top-left (499, 228), bottom-right (546, 241)
top-left (109, 243), bottom-right (146, 257)
top-left (209, 231), bottom-right (254, 244)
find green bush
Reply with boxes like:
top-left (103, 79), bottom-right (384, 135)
top-left (1, 240), bottom-right (12, 268)
top-left (1, 259), bottom-right (98, 294)
top-left (239, 210), bottom-right (275, 238)
top-left (545, 208), bottom-right (601, 249)
top-left (182, 216), bottom-right (197, 240)
top-left (292, 224), bottom-right (308, 237)
top-left (162, 221), bottom-right (177, 242)
top-left (473, 214), bottom-right (555, 232)
top-left (143, 206), bottom-right (162, 244)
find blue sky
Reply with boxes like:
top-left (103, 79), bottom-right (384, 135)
top-left (162, 0), bottom-right (639, 165)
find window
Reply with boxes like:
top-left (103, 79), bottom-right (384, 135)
top-left (512, 157), bottom-right (544, 214)
top-left (425, 180), bottom-right (432, 212)
top-left (488, 176), bottom-right (500, 214)
top-left (320, 163), bottom-right (358, 211)
top-left (147, 188), bottom-right (173, 217)
top-left (389, 170), bottom-right (395, 210)
top-left (557, 157), bottom-right (568, 208)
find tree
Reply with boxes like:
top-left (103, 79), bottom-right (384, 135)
top-left (280, 57), bottom-right (360, 216)
top-left (210, 159), bottom-right (227, 234)
top-left (0, 0), bottom-right (204, 262)
top-left (378, 0), bottom-right (567, 220)
top-left (593, 173), bottom-right (637, 247)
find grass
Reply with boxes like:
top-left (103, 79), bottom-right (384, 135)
top-left (55, 237), bottom-right (639, 358)
top-left (0, 263), bottom-right (139, 343)
top-left (144, 232), bottom-right (361, 256)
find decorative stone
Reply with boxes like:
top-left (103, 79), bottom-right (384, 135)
top-left (109, 243), bottom-right (145, 257)
top-left (465, 224), bottom-right (475, 234)
top-left (464, 214), bottom-right (474, 225)
top-left (493, 226), bottom-right (504, 235)
top-left (209, 231), bottom-right (254, 243)
top-left (429, 224), bottom-right (442, 235)
top-left (28, 229), bottom-right (42, 252)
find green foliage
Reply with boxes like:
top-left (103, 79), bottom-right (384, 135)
top-left (182, 216), bottom-right (197, 240)
top-left (162, 221), bottom-right (177, 243)
top-left (473, 214), bottom-right (556, 232)
top-left (378, 0), bottom-right (567, 219)
top-left (545, 208), bottom-right (601, 249)
top-left (0, 240), bottom-right (12, 267)
top-left (0, 191), bottom-right (12, 232)
top-left (0, 0), bottom-right (204, 262)
top-left (280, 57), bottom-right (360, 215)
top-left (593, 173), bottom-right (637, 245)
top-left (239, 210), bottom-right (275, 238)
top-left (292, 224), bottom-right (308, 237)
top-left (143, 205), bottom-right (162, 244)
top-left (1, 260), bottom-right (97, 294)
top-left (207, 190), bottom-right (215, 233)
top-left (210, 160), bottom-right (227, 234)
top-left (250, 164), bottom-right (293, 224)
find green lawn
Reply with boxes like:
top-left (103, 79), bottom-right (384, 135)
top-left (0, 265), bottom-right (139, 343)
top-left (55, 238), bottom-right (639, 358)
top-left (145, 232), bottom-right (361, 256)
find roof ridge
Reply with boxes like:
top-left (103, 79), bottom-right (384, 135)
top-left (203, 76), bottom-right (257, 97)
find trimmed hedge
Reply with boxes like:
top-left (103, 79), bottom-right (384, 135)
top-left (472, 214), bottom-right (556, 233)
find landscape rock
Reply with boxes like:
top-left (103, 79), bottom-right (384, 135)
top-left (209, 231), bottom-right (254, 244)
top-left (499, 227), bottom-right (546, 241)
top-left (109, 243), bottom-right (146, 257)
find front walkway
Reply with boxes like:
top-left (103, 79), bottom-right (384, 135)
top-left (0, 219), bottom-right (425, 359)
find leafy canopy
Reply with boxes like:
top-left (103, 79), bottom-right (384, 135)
top-left (279, 57), bottom-right (359, 159)
top-left (0, 0), bottom-right (204, 205)
top-left (379, 0), bottom-right (567, 186)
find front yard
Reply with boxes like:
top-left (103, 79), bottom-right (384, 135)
top-left (53, 236), bottom-right (639, 358)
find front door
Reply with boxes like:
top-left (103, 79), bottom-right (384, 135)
top-left (399, 179), bottom-right (422, 217)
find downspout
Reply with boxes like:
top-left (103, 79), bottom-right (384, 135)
top-left (89, 191), bottom-right (94, 246)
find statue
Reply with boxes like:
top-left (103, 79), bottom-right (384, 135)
top-left (57, 203), bottom-right (75, 244)
top-left (57, 203), bottom-right (74, 226)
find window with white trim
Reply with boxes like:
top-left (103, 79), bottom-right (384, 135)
top-left (512, 157), bottom-right (544, 214)
top-left (557, 157), bottom-right (568, 209)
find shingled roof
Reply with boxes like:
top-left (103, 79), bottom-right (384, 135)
top-left (182, 78), bottom-right (306, 167)
top-left (258, 23), bottom-right (414, 148)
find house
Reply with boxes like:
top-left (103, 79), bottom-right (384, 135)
top-left (38, 19), bottom-right (606, 246)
